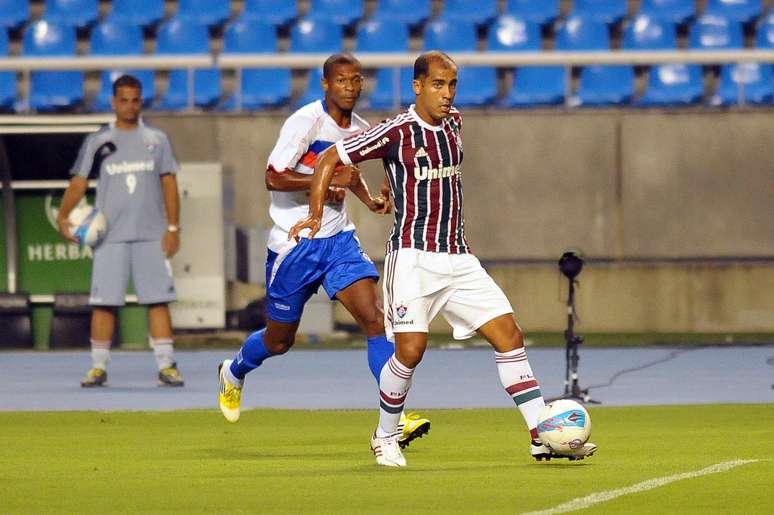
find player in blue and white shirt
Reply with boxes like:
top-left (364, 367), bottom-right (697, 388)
top-left (57, 75), bottom-right (184, 388)
top-left (217, 54), bottom-right (430, 448)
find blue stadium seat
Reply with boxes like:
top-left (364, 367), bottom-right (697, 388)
top-left (504, 0), bottom-right (560, 27)
top-left (177, 0), bottom-right (231, 28)
top-left (308, 0), bottom-right (364, 28)
top-left (371, 0), bottom-right (430, 28)
top-left (23, 20), bottom-right (83, 111)
top-left (623, 15), bottom-right (702, 106)
top-left (221, 18), bottom-right (290, 110)
top-left (44, 0), bottom-right (98, 29)
top-left (0, 0), bottom-right (29, 29)
top-left (689, 14), bottom-right (744, 50)
top-left (289, 17), bottom-right (342, 53)
top-left (424, 19), bottom-right (478, 51)
top-left (0, 28), bottom-right (15, 110)
top-left (242, 0), bottom-right (297, 27)
top-left (489, 15), bottom-right (566, 107)
top-left (369, 67), bottom-right (414, 109)
top-left (638, 64), bottom-right (704, 106)
top-left (424, 19), bottom-right (496, 107)
top-left (295, 68), bottom-right (325, 108)
top-left (638, 0), bottom-right (695, 25)
top-left (155, 17), bottom-right (221, 110)
top-left (756, 13), bottom-right (774, 48)
top-left (712, 62), bottom-right (774, 105)
top-left (623, 15), bottom-right (678, 50)
top-left (704, 0), bottom-right (763, 25)
top-left (441, 0), bottom-right (499, 27)
top-left (571, 0), bottom-right (628, 25)
top-left (557, 16), bottom-right (634, 106)
top-left (90, 20), bottom-right (154, 111)
top-left (109, 0), bottom-right (166, 28)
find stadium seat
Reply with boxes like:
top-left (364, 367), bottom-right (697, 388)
top-left (622, 15), bottom-right (702, 106)
top-left (704, 0), bottom-right (763, 25)
top-left (0, 28), bottom-right (15, 110)
top-left (440, 0), bottom-right (499, 27)
top-left (155, 17), bottom-right (221, 110)
top-left (368, 67), bottom-right (414, 109)
top-left (177, 0), bottom-right (232, 28)
top-left (638, 0), bottom-right (695, 25)
top-left (489, 15), bottom-right (566, 107)
top-left (638, 64), bottom-right (704, 106)
top-left (424, 19), bottom-right (496, 107)
top-left (44, 0), bottom-right (99, 29)
top-left (0, 0), bottom-right (29, 29)
top-left (712, 62), bottom-right (774, 105)
top-left (221, 18), bottom-right (290, 110)
top-left (242, 0), bottom-right (297, 27)
top-left (756, 14), bottom-right (774, 48)
top-left (623, 15), bottom-right (678, 50)
top-left (0, 293), bottom-right (33, 349)
top-left (689, 14), bottom-right (744, 50)
top-left (289, 17), bottom-right (342, 53)
top-left (90, 20), bottom-right (154, 111)
top-left (109, 0), bottom-right (166, 29)
top-left (570, 0), bottom-right (628, 25)
top-left (356, 19), bottom-right (411, 109)
top-left (295, 68), bottom-right (325, 108)
top-left (557, 16), bottom-right (634, 106)
top-left (23, 20), bottom-right (83, 111)
top-left (504, 0), bottom-right (560, 27)
top-left (307, 0), bottom-right (364, 28)
top-left (371, 0), bottom-right (430, 28)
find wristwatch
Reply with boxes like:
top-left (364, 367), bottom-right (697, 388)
top-left (167, 224), bottom-right (180, 233)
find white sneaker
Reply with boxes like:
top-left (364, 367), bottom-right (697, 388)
top-left (531, 439), bottom-right (598, 461)
top-left (218, 359), bottom-right (242, 423)
top-left (370, 431), bottom-right (407, 467)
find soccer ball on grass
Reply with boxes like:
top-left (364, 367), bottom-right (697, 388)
top-left (536, 399), bottom-right (592, 454)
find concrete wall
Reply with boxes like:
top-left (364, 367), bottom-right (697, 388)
top-left (146, 110), bottom-right (774, 332)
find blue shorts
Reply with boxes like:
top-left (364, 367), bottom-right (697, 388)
top-left (266, 230), bottom-right (379, 323)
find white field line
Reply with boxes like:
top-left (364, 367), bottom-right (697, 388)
top-left (522, 459), bottom-right (764, 515)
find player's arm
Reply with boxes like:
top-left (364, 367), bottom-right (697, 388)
top-left (265, 164), bottom-right (361, 192)
top-left (160, 173), bottom-right (181, 258)
top-left (349, 173), bottom-right (390, 214)
top-left (55, 176), bottom-right (88, 243)
top-left (287, 149), bottom-right (342, 241)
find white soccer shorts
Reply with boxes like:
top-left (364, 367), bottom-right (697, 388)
top-left (382, 248), bottom-right (514, 341)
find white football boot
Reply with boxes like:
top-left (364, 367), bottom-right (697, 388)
top-left (370, 431), bottom-right (407, 467)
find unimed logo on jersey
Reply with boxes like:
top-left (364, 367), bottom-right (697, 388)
top-left (105, 160), bottom-right (154, 175)
top-left (414, 163), bottom-right (461, 181)
top-left (358, 137), bottom-right (390, 156)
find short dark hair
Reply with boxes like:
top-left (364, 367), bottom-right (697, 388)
top-left (112, 74), bottom-right (142, 96)
top-left (413, 51), bottom-right (456, 80)
top-left (323, 53), bottom-right (361, 79)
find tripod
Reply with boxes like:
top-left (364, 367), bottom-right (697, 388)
top-left (549, 275), bottom-right (600, 404)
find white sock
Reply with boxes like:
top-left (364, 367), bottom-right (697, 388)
top-left (495, 348), bottom-right (545, 440)
top-left (150, 337), bottom-right (175, 370)
top-left (376, 355), bottom-right (414, 437)
top-left (223, 363), bottom-right (243, 387)
top-left (90, 339), bottom-right (111, 370)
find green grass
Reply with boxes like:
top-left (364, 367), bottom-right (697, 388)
top-left (1, 405), bottom-right (772, 514)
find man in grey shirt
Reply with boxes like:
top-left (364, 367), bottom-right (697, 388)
top-left (57, 74), bottom-right (184, 387)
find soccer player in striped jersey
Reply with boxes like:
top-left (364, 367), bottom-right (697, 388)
top-left (217, 53), bottom-right (430, 448)
top-left (290, 51), bottom-right (597, 467)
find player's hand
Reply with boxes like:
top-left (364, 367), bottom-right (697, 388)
top-left (326, 186), bottom-right (346, 204)
top-left (288, 215), bottom-right (321, 242)
top-left (369, 195), bottom-right (391, 215)
top-left (162, 230), bottom-right (180, 258)
top-left (331, 165), bottom-right (361, 188)
top-left (56, 216), bottom-right (79, 244)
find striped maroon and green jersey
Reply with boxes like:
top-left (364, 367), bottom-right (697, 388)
top-left (335, 105), bottom-right (470, 255)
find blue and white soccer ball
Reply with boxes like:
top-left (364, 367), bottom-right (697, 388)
top-left (69, 205), bottom-right (107, 247)
top-left (537, 399), bottom-right (592, 453)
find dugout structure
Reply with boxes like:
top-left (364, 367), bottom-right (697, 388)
top-left (0, 116), bottom-right (225, 348)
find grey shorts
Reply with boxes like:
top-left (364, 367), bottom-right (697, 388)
top-left (89, 240), bottom-right (177, 306)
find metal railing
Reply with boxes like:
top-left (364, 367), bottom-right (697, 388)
top-left (1, 50), bottom-right (773, 110)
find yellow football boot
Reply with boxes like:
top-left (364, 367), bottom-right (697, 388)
top-left (397, 412), bottom-right (431, 449)
top-left (80, 368), bottom-right (107, 387)
top-left (218, 359), bottom-right (242, 423)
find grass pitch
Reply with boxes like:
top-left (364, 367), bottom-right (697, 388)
top-left (1, 405), bottom-right (772, 514)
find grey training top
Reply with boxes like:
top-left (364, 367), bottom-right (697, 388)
top-left (70, 121), bottom-right (179, 242)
